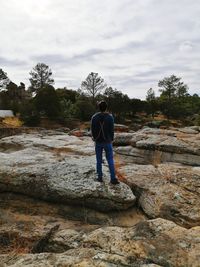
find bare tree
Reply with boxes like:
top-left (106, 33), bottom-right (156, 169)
top-left (81, 72), bottom-right (106, 103)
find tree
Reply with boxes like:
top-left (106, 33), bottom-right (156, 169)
top-left (20, 100), bottom-right (40, 126)
top-left (158, 75), bottom-right (188, 100)
top-left (130, 98), bottom-right (146, 116)
top-left (104, 87), bottom-right (130, 122)
top-left (158, 75), bottom-right (189, 118)
top-left (81, 72), bottom-right (106, 104)
top-left (75, 99), bottom-right (96, 121)
top-left (146, 88), bottom-right (155, 102)
top-left (60, 99), bottom-right (76, 119)
top-left (176, 84), bottom-right (189, 98)
top-left (56, 88), bottom-right (78, 103)
top-left (146, 88), bottom-right (158, 117)
top-left (34, 85), bottom-right (60, 118)
top-left (29, 63), bottom-right (54, 93)
top-left (0, 69), bottom-right (10, 90)
top-left (0, 90), bottom-right (10, 109)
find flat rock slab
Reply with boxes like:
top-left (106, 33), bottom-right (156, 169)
top-left (0, 133), bottom-right (136, 211)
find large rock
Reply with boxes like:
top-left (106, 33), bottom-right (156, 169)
top-left (82, 218), bottom-right (200, 267)
top-left (114, 123), bottom-right (129, 132)
top-left (118, 161), bottom-right (200, 228)
top-left (1, 218), bottom-right (200, 266)
top-left (114, 127), bottom-right (200, 166)
top-left (0, 132), bottom-right (136, 212)
top-left (113, 127), bottom-right (200, 228)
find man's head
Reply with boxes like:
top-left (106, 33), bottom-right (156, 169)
top-left (98, 101), bottom-right (107, 112)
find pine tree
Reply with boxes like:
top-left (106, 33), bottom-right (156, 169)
top-left (29, 63), bottom-right (54, 93)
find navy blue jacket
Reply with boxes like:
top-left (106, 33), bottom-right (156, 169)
top-left (91, 112), bottom-right (114, 143)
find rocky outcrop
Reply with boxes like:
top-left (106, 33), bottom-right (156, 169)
top-left (117, 161), bottom-right (200, 228)
top-left (1, 218), bottom-right (200, 266)
top-left (114, 127), bottom-right (200, 166)
top-left (1, 128), bottom-right (200, 266)
top-left (0, 132), bottom-right (135, 211)
top-left (0, 192), bottom-right (145, 258)
top-left (112, 127), bottom-right (200, 228)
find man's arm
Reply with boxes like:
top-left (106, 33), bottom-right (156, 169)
top-left (90, 116), bottom-right (95, 141)
top-left (110, 114), bottom-right (114, 141)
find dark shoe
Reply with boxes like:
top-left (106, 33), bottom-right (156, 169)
top-left (96, 178), bottom-right (103, 182)
top-left (110, 179), bottom-right (120, 185)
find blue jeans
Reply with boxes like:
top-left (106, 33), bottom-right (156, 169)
top-left (95, 142), bottom-right (116, 181)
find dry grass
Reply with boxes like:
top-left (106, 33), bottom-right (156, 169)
top-left (0, 232), bottom-right (33, 254)
top-left (153, 114), bottom-right (166, 120)
top-left (152, 150), bottom-right (163, 167)
top-left (114, 154), bottom-right (128, 183)
top-left (158, 165), bottom-right (173, 183)
top-left (2, 117), bottom-right (23, 127)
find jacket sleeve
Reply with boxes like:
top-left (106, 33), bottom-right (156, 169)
top-left (110, 115), bottom-right (114, 141)
top-left (91, 116), bottom-right (95, 140)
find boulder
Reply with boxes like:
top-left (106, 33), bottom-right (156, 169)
top-left (113, 133), bottom-right (134, 146)
top-left (0, 133), bottom-right (136, 212)
top-left (118, 162), bottom-right (200, 228)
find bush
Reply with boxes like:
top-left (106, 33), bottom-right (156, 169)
top-left (74, 99), bottom-right (96, 121)
top-left (194, 114), bottom-right (200, 126)
top-left (20, 101), bottom-right (40, 126)
top-left (34, 85), bottom-right (61, 119)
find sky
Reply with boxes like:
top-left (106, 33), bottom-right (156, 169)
top-left (0, 0), bottom-right (200, 99)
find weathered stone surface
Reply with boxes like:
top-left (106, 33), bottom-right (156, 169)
top-left (113, 133), bottom-right (137, 146)
top-left (0, 133), bottom-right (136, 211)
top-left (115, 146), bottom-right (200, 166)
top-left (1, 128), bottom-right (200, 266)
top-left (0, 192), bottom-right (146, 267)
top-left (0, 127), bottom-right (46, 138)
top-left (1, 218), bottom-right (200, 267)
top-left (0, 192), bottom-right (145, 229)
top-left (177, 127), bottom-right (200, 134)
top-left (82, 218), bottom-right (200, 266)
top-left (114, 127), bottom-right (200, 166)
top-left (114, 123), bottom-right (129, 132)
top-left (118, 161), bottom-right (200, 228)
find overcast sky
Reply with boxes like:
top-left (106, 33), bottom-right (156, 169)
top-left (0, 0), bottom-right (200, 99)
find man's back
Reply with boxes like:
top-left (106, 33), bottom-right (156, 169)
top-left (91, 112), bottom-right (114, 143)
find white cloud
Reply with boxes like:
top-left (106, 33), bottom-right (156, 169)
top-left (0, 0), bottom-right (200, 99)
top-left (179, 41), bottom-right (193, 52)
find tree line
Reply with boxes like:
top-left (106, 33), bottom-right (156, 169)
top-left (0, 63), bottom-right (200, 126)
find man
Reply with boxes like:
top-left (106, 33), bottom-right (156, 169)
top-left (91, 101), bottom-right (120, 185)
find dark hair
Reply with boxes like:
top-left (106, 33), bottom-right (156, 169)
top-left (98, 101), bottom-right (107, 112)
